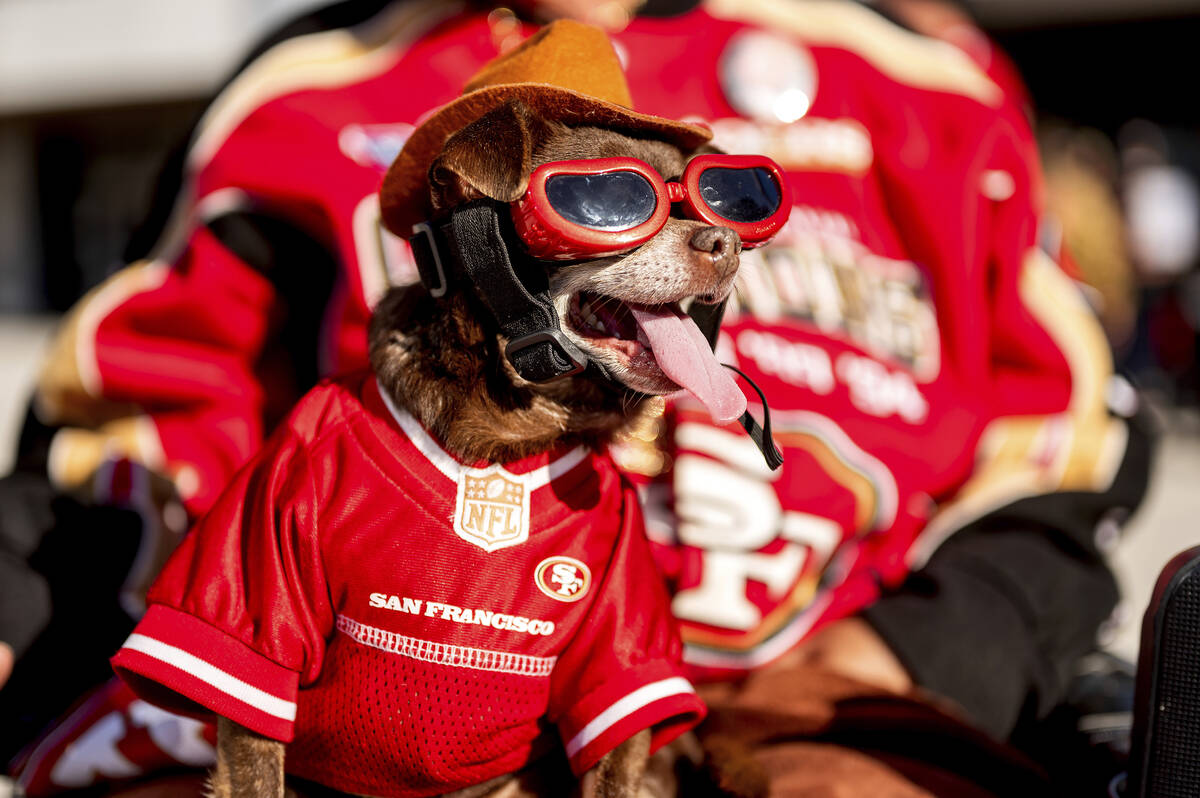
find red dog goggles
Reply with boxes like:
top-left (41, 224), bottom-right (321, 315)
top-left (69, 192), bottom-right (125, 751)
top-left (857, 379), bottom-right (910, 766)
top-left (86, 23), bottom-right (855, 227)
top-left (511, 154), bottom-right (791, 261)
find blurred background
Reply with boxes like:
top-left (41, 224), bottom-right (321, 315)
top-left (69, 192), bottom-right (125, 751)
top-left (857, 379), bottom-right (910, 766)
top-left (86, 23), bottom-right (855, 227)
top-left (0, 0), bottom-right (1197, 662)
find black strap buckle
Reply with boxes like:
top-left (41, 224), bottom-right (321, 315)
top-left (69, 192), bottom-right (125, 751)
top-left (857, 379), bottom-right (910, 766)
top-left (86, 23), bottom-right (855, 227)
top-left (410, 221), bottom-right (448, 298)
top-left (505, 330), bottom-right (589, 382)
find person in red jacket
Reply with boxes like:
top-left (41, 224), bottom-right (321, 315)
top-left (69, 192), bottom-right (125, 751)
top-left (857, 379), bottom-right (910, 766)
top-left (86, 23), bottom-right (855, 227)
top-left (3, 0), bottom-right (1152, 794)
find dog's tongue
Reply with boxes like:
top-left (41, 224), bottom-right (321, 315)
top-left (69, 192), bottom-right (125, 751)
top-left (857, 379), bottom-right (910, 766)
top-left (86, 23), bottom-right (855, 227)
top-left (629, 305), bottom-right (746, 424)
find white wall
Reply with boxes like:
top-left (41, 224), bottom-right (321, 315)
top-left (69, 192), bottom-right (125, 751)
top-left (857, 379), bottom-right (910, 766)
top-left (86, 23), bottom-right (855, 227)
top-left (3, 0), bottom-right (1199, 115)
top-left (0, 0), bottom-right (326, 115)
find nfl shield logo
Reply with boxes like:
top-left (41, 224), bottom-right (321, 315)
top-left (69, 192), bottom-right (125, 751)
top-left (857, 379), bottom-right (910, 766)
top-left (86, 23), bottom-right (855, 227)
top-left (453, 465), bottom-right (531, 552)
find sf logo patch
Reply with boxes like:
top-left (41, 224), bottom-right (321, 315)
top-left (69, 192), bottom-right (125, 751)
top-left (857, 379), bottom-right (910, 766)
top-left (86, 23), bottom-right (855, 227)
top-left (454, 465), bottom-right (531, 552)
top-left (535, 557), bottom-right (592, 603)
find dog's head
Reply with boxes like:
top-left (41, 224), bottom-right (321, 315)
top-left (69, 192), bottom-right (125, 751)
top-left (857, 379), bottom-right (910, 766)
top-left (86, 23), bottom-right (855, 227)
top-left (437, 100), bottom-right (745, 398)
top-left (371, 100), bottom-right (755, 460)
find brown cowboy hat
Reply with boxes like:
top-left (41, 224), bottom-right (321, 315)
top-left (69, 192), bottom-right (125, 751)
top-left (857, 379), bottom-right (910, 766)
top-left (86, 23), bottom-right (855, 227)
top-left (379, 18), bottom-right (712, 238)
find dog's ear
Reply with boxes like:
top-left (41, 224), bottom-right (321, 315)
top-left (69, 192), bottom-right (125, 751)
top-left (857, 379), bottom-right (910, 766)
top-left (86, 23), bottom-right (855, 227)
top-left (429, 100), bottom-right (552, 212)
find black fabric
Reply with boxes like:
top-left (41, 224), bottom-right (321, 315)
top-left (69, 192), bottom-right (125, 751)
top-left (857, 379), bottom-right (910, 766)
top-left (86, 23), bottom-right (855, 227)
top-left (864, 404), bottom-right (1157, 741)
top-left (0, 472), bottom-right (56, 560)
top-left (444, 202), bottom-right (559, 339)
top-left (637, 0), bottom-right (704, 18)
top-left (0, 493), bottom-right (145, 763)
top-left (0, 472), bottom-right (56, 659)
top-left (15, 403), bottom-right (55, 476)
top-left (0, 554), bottom-right (50, 661)
top-left (206, 211), bottom-right (339, 422)
top-left (864, 528), bottom-right (1119, 741)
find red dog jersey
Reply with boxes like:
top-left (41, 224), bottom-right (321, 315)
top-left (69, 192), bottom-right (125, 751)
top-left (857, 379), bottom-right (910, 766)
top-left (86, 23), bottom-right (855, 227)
top-left (111, 375), bottom-right (702, 797)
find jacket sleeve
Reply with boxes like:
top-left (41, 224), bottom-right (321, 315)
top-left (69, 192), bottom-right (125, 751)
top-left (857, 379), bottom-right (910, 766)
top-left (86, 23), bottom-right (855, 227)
top-left (32, 207), bottom-right (338, 518)
top-left (863, 106), bottom-right (1156, 740)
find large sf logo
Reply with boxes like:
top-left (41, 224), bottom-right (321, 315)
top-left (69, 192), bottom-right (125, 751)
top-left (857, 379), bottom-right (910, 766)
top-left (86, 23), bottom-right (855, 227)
top-left (453, 465), bottom-right (531, 552)
top-left (534, 556), bottom-right (592, 603)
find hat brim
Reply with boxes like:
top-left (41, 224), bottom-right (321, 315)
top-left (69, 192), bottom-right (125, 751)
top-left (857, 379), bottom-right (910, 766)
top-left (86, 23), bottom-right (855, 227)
top-left (380, 83), bottom-right (713, 238)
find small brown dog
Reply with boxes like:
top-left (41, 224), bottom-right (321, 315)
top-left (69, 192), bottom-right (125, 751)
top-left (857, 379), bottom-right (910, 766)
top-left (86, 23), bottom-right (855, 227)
top-left (208, 106), bottom-right (749, 798)
top-left (111, 20), bottom-right (787, 798)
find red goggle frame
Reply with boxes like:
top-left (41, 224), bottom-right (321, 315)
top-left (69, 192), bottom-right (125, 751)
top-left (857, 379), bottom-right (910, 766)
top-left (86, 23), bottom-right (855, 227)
top-left (511, 154), bottom-right (792, 261)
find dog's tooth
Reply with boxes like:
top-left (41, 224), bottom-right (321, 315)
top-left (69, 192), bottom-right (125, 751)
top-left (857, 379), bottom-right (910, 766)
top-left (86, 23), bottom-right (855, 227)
top-left (575, 297), bottom-right (605, 334)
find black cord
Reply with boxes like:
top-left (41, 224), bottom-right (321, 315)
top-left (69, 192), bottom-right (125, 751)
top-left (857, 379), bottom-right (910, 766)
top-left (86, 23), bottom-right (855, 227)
top-left (722, 364), bottom-right (784, 470)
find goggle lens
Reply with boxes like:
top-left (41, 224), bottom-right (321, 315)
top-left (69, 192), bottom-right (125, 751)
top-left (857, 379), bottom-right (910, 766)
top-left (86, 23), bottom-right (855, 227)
top-left (697, 167), bottom-right (782, 224)
top-left (545, 171), bottom-right (659, 231)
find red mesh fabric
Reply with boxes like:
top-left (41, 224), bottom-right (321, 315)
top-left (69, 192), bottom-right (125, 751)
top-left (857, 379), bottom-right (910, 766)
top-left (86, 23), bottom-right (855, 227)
top-left (287, 634), bottom-right (552, 796)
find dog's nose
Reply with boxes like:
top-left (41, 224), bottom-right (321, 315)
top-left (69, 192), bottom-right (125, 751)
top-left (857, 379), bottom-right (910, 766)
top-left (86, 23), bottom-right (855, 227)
top-left (689, 226), bottom-right (741, 279)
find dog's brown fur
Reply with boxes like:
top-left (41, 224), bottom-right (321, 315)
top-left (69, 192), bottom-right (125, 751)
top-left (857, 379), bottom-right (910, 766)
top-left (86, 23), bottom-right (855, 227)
top-left (209, 718), bottom-right (287, 798)
top-left (211, 100), bottom-right (742, 798)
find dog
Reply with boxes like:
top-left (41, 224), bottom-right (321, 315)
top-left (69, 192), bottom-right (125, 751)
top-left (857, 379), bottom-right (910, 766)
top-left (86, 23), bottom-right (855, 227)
top-left (111, 20), bottom-right (788, 798)
top-left (206, 98), bottom-right (749, 798)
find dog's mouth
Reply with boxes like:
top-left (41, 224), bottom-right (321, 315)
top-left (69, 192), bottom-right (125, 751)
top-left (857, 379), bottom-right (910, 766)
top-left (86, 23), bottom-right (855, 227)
top-left (566, 291), bottom-right (746, 424)
top-left (568, 292), bottom-right (649, 356)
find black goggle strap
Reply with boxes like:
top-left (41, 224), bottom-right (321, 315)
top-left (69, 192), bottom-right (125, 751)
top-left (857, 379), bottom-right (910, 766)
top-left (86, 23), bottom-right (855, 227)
top-left (410, 201), bottom-right (589, 383)
top-left (686, 298), bottom-right (781, 470)
top-left (723, 364), bottom-right (784, 471)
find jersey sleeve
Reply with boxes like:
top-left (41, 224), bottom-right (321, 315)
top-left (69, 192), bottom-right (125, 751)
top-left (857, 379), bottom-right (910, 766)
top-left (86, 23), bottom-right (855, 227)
top-left (110, 418), bottom-right (331, 742)
top-left (546, 482), bottom-right (705, 776)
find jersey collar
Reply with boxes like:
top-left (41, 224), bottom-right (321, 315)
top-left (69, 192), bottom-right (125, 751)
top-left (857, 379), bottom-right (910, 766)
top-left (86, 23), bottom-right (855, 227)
top-left (372, 378), bottom-right (589, 490)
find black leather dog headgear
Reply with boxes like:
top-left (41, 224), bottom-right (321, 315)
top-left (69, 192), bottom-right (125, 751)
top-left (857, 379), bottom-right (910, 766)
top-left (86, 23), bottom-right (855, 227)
top-left (411, 201), bottom-right (589, 384)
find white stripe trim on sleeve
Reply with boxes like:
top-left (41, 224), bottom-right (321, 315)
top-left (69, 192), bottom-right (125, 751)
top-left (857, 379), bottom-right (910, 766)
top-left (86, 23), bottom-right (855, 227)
top-left (564, 676), bottom-right (696, 757)
top-left (121, 633), bottom-right (297, 722)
